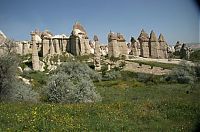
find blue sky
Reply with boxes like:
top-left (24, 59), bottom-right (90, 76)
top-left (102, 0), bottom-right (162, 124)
top-left (0, 0), bottom-right (199, 45)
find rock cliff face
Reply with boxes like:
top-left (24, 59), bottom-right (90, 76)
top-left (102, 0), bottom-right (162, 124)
top-left (138, 29), bottom-right (150, 58)
top-left (108, 32), bottom-right (128, 58)
top-left (93, 35), bottom-right (101, 70)
top-left (128, 30), bottom-right (169, 59)
top-left (149, 30), bottom-right (159, 58)
top-left (69, 22), bottom-right (91, 56)
top-left (31, 32), bottom-right (40, 71)
top-left (158, 34), bottom-right (168, 59)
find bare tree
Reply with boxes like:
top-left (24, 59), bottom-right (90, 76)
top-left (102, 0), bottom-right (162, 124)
top-left (0, 39), bottom-right (17, 54)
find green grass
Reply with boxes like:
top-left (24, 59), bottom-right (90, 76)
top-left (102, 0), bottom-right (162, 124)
top-left (0, 78), bottom-right (199, 131)
top-left (129, 60), bottom-right (178, 70)
top-left (1, 68), bottom-right (200, 131)
top-left (75, 54), bottom-right (93, 62)
top-left (20, 71), bottom-right (48, 90)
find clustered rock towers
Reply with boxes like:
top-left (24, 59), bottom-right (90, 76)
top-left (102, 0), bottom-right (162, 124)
top-left (107, 29), bottom-right (168, 59)
top-left (29, 22), bottom-right (92, 70)
top-left (108, 32), bottom-right (128, 58)
top-left (14, 22), bottom-right (169, 71)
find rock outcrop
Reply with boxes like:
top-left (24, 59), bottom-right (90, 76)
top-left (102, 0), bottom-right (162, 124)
top-left (158, 34), bottom-right (168, 58)
top-left (108, 32), bottom-right (128, 58)
top-left (69, 22), bottom-right (91, 56)
top-left (138, 29), bottom-right (150, 57)
top-left (149, 30), bottom-right (159, 58)
top-left (130, 37), bottom-right (140, 56)
top-left (31, 32), bottom-right (40, 71)
top-left (93, 35), bottom-right (101, 70)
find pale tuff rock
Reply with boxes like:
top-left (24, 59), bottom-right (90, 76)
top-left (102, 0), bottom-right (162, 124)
top-left (49, 39), bottom-right (55, 55)
top-left (108, 32), bottom-right (128, 58)
top-left (72, 22), bottom-right (87, 37)
top-left (138, 29), bottom-right (150, 57)
top-left (0, 30), bottom-right (7, 45)
top-left (134, 30), bottom-right (169, 59)
top-left (53, 39), bottom-right (60, 54)
top-left (69, 22), bottom-right (91, 56)
top-left (17, 76), bottom-right (31, 85)
top-left (31, 32), bottom-right (40, 71)
top-left (0, 30), bottom-right (7, 39)
top-left (0, 30), bottom-right (7, 55)
top-left (94, 35), bottom-right (101, 70)
top-left (174, 41), bottom-right (182, 52)
top-left (150, 30), bottom-right (158, 42)
top-left (158, 34), bottom-right (168, 58)
top-left (22, 41), bottom-right (30, 55)
top-left (107, 64), bottom-right (111, 71)
top-left (149, 30), bottom-right (159, 58)
top-left (15, 41), bottom-right (23, 55)
top-left (100, 45), bottom-right (108, 56)
top-left (130, 37), bottom-right (140, 56)
top-left (158, 33), bottom-right (165, 42)
top-left (138, 29), bottom-right (149, 42)
top-left (42, 38), bottom-right (50, 57)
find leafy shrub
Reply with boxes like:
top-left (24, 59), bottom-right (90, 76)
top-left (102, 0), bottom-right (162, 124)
top-left (102, 70), bottom-right (121, 81)
top-left (0, 53), bottom-right (38, 102)
top-left (44, 61), bottom-right (102, 103)
top-left (166, 61), bottom-right (195, 84)
top-left (190, 50), bottom-right (200, 62)
top-left (53, 61), bottom-right (102, 82)
top-left (136, 73), bottom-right (165, 84)
top-left (194, 63), bottom-right (200, 80)
top-left (109, 56), bottom-right (120, 63)
top-left (8, 80), bottom-right (39, 102)
top-left (137, 73), bottom-right (155, 83)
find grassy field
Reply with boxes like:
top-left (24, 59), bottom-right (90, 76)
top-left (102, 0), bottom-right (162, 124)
top-left (128, 60), bottom-right (178, 70)
top-left (0, 77), bottom-right (200, 131)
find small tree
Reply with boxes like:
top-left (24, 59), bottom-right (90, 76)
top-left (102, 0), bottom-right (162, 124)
top-left (0, 39), bottom-right (17, 53)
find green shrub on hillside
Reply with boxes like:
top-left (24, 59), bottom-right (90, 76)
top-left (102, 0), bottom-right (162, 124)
top-left (0, 53), bottom-right (38, 102)
top-left (44, 61), bottom-right (102, 103)
top-left (53, 61), bottom-right (101, 82)
top-left (166, 61), bottom-right (195, 84)
top-left (102, 70), bottom-right (121, 81)
top-left (190, 50), bottom-right (200, 62)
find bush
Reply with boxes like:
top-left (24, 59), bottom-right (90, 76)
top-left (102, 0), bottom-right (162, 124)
top-left (166, 61), bottom-right (195, 84)
top-left (194, 63), bottom-right (200, 80)
top-left (44, 61), bottom-right (102, 103)
top-left (7, 80), bottom-right (39, 102)
top-left (0, 53), bottom-right (38, 102)
top-left (102, 70), bottom-right (121, 81)
top-left (53, 61), bottom-right (101, 82)
top-left (190, 50), bottom-right (200, 62)
top-left (137, 73), bottom-right (155, 83)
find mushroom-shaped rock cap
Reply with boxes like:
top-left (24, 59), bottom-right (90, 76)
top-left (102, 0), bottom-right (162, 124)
top-left (117, 33), bottom-right (126, 42)
top-left (158, 34), bottom-right (165, 42)
top-left (73, 22), bottom-right (87, 34)
top-left (150, 30), bottom-right (158, 42)
top-left (138, 29), bottom-right (149, 42)
top-left (93, 35), bottom-right (99, 41)
top-left (108, 32), bottom-right (117, 41)
top-left (131, 37), bottom-right (137, 43)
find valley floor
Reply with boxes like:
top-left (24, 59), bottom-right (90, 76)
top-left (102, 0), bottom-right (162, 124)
top-left (0, 81), bottom-right (199, 131)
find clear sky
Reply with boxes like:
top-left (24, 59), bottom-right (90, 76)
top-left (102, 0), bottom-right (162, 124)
top-left (0, 0), bottom-right (199, 45)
